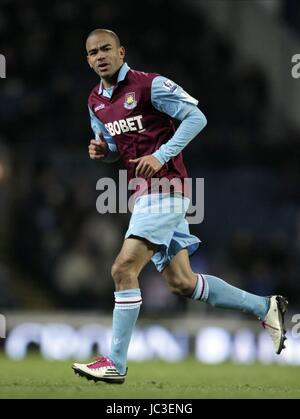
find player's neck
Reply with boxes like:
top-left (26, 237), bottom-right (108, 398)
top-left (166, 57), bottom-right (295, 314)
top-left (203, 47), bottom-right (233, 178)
top-left (101, 64), bottom-right (123, 89)
top-left (101, 76), bottom-right (117, 89)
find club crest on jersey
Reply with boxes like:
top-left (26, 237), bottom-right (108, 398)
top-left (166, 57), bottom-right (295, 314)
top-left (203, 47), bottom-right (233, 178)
top-left (124, 92), bottom-right (137, 109)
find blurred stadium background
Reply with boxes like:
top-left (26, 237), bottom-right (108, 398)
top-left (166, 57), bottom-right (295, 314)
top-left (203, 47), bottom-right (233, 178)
top-left (1, 0), bottom-right (300, 368)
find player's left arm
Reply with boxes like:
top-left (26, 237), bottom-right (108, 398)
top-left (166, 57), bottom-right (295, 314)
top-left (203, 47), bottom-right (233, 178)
top-left (130, 76), bottom-right (207, 177)
top-left (151, 76), bottom-right (207, 165)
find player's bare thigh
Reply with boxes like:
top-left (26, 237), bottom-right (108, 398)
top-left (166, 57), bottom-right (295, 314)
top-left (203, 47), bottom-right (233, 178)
top-left (161, 249), bottom-right (197, 296)
top-left (112, 236), bottom-right (158, 291)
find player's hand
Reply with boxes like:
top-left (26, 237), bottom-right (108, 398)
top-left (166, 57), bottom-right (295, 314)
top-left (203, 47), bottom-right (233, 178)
top-left (129, 155), bottom-right (163, 178)
top-left (88, 132), bottom-right (108, 160)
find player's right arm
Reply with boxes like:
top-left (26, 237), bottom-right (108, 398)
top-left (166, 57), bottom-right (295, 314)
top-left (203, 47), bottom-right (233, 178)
top-left (88, 107), bottom-right (120, 163)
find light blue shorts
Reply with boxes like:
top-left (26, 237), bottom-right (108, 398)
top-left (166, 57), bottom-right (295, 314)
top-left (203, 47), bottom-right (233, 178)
top-left (125, 193), bottom-right (200, 272)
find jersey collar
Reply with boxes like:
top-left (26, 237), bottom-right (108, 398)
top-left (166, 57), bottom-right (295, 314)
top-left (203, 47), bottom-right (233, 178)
top-left (98, 62), bottom-right (130, 95)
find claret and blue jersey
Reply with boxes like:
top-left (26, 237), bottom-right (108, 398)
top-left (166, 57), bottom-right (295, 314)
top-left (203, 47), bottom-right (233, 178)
top-left (88, 63), bottom-right (207, 187)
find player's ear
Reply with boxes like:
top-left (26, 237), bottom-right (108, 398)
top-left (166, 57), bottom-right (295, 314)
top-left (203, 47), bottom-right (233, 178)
top-left (86, 55), bottom-right (93, 68)
top-left (119, 46), bottom-right (125, 61)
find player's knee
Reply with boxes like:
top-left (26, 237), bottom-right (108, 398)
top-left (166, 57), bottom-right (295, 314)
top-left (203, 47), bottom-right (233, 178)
top-left (111, 258), bottom-right (136, 286)
top-left (167, 275), bottom-right (194, 297)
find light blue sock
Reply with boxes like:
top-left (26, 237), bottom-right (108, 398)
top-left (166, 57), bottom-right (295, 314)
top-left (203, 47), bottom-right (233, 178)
top-left (191, 274), bottom-right (269, 320)
top-left (109, 288), bottom-right (142, 374)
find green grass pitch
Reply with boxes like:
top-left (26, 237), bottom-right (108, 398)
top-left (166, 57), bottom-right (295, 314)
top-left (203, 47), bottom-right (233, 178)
top-left (0, 355), bottom-right (299, 399)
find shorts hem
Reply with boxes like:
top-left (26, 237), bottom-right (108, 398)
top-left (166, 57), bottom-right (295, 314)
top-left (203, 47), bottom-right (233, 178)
top-left (156, 240), bottom-right (201, 273)
top-left (126, 233), bottom-right (166, 250)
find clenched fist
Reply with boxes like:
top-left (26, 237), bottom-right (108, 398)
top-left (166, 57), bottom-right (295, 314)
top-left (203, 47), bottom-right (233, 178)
top-left (88, 132), bottom-right (108, 160)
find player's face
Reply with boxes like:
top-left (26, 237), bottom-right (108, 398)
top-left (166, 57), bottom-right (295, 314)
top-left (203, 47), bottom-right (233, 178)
top-left (86, 33), bottom-right (125, 83)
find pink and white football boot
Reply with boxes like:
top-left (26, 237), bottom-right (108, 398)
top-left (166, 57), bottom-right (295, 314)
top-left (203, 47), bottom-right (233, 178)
top-left (72, 356), bottom-right (127, 384)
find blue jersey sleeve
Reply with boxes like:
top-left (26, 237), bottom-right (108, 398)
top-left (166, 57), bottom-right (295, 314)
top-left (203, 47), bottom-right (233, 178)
top-left (88, 107), bottom-right (120, 163)
top-left (151, 76), bottom-right (207, 164)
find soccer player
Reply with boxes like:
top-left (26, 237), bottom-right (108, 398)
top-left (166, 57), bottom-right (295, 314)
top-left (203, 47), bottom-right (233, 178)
top-left (72, 29), bottom-right (288, 383)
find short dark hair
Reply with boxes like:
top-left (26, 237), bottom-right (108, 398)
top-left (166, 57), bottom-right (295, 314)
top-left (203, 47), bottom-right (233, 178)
top-left (86, 29), bottom-right (121, 47)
